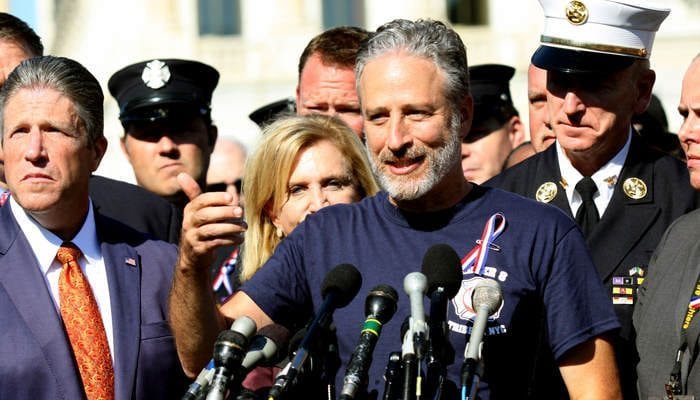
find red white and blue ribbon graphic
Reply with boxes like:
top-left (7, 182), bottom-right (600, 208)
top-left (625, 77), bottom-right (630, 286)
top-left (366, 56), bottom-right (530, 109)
top-left (212, 247), bottom-right (239, 296)
top-left (461, 213), bottom-right (506, 275)
top-left (690, 295), bottom-right (700, 310)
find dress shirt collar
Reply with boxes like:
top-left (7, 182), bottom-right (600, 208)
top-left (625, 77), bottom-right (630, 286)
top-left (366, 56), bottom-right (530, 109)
top-left (9, 196), bottom-right (101, 273)
top-left (556, 128), bottom-right (632, 214)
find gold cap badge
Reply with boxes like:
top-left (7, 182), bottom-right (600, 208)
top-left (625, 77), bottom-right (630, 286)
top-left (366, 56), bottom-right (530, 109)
top-left (536, 182), bottom-right (558, 203)
top-left (565, 1), bottom-right (589, 25)
top-left (623, 177), bottom-right (647, 200)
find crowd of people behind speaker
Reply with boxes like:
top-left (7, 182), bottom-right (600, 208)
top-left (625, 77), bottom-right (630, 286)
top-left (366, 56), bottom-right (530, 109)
top-left (3, 1), bottom-right (700, 398)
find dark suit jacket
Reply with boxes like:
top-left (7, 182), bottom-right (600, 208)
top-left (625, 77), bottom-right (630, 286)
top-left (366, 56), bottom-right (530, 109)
top-left (634, 209), bottom-right (700, 399)
top-left (486, 135), bottom-right (699, 399)
top-left (89, 175), bottom-right (182, 244)
top-left (0, 202), bottom-right (189, 399)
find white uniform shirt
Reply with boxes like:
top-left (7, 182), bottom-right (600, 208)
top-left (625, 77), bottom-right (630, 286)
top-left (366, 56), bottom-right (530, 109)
top-left (556, 129), bottom-right (632, 219)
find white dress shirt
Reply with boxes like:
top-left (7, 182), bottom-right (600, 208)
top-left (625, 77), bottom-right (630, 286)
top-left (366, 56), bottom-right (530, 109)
top-left (9, 196), bottom-right (115, 362)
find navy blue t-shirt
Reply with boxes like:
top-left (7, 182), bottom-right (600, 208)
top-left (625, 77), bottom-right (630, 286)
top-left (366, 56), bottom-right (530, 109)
top-left (242, 185), bottom-right (619, 399)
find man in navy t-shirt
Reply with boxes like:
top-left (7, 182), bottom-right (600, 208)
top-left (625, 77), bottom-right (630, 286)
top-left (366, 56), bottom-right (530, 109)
top-left (170, 19), bottom-right (622, 399)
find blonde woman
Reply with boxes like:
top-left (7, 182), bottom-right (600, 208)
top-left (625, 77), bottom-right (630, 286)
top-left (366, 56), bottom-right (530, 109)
top-left (240, 114), bottom-right (378, 283)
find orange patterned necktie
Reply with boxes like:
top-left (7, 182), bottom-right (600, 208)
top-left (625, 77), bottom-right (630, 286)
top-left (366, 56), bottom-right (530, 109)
top-left (57, 242), bottom-right (114, 400)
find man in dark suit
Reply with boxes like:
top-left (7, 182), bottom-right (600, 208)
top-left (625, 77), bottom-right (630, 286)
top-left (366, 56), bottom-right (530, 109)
top-left (486, 1), bottom-right (698, 399)
top-left (0, 55), bottom-right (187, 399)
top-left (634, 53), bottom-right (700, 400)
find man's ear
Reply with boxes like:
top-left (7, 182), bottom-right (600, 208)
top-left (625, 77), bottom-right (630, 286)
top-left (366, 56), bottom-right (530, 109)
top-left (507, 115), bottom-right (527, 148)
top-left (634, 68), bottom-right (656, 116)
top-left (91, 136), bottom-right (108, 172)
top-left (458, 94), bottom-right (474, 140)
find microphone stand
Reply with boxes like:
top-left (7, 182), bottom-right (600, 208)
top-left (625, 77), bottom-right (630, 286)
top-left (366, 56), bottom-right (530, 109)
top-left (320, 325), bottom-right (340, 400)
top-left (401, 329), bottom-right (422, 400)
top-left (424, 287), bottom-right (453, 400)
top-left (461, 304), bottom-right (490, 400)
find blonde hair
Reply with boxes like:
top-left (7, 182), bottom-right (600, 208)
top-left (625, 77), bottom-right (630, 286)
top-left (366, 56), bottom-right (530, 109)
top-left (239, 114), bottom-right (378, 282)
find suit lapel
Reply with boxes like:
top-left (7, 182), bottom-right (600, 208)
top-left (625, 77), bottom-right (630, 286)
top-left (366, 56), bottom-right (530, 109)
top-left (0, 204), bottom-right (84, 399)
top-left (98, 215), bottom-right (141, 400)
top-left (588, 136), bottom-right (659, 281)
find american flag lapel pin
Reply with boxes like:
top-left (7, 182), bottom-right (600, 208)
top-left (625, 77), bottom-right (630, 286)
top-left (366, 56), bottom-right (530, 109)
top-left (125, 257), bottom-right (137, 266)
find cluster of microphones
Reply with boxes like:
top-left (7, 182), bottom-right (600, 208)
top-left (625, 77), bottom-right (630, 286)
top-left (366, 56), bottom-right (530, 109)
top-left (182, 244), bottom-right (503, 400)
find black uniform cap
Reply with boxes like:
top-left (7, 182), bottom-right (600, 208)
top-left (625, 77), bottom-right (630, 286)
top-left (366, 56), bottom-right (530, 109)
top-left (108, 59), bottom-right (219, 123)
top-left (531, 46), bottom-right (634, 75)
top-left (468, 64), bottom-right (517, 131)
top-left (248, 98), bottom-right (296, 128)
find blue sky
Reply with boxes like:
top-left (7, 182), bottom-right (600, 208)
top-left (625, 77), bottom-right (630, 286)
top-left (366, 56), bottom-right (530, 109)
top-left (10, 0), bottom-right (36, 30)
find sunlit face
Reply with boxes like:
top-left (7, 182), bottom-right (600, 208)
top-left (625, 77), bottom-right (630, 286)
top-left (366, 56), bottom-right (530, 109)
top-left (677, 58), bottom-right (700, 189)
top-left (528, 64), bottom-right (555, 152)
top-left (546, 64), bottom-right (652, 163)
top-left (3, 87), bottom-right (105, 221)
top-left (121, 114), bottom-right (215, 197)
top-left (461, 124), bottom-right (514, 184)
top-left (296, 53), bottom-right (363, 138)
top-left (360, 53), bottom-right (462, 201)
top-left (271, 139), bottom-right (361, 235)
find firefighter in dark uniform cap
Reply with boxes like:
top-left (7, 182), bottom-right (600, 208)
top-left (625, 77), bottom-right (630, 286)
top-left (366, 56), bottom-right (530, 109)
top-left (461, 63), bottom-right (525, 184)
top-left (109, 59), bottom-right (219, 209)
top-left (486, 1), bottom-right (699, 399)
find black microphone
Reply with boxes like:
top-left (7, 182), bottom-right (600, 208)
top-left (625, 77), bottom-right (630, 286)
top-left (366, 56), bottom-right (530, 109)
top-left (421, 244), bottom-right (463, 398)
top-left (461, 279), bottom-right (503, 399)
top-left (401, 272), bottom-right (428, 400)
top-left (268, 263), bottom-right (362, 399)
top-left (205, 316), bottom-right (258, 400)
top-left (340, 284), bottom-right (399, 400)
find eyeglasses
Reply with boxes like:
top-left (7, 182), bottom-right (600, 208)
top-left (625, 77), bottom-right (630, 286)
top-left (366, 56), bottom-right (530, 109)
top-left (205, 178), bottom-right (242, 195)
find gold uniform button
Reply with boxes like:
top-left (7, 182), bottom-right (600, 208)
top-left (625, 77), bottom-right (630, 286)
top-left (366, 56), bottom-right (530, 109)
top-left (536, 182), bottom-right (558, 203)
top-left (623, 177), bottom-right (647, 200)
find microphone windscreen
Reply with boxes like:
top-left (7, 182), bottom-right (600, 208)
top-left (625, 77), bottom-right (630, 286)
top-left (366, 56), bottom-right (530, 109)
top-left (321, 263), bottom-right (362, 307)
top-left (421, 243), bottom-right (463, 298)
top-left (472, 279), bottom-right (503, 315)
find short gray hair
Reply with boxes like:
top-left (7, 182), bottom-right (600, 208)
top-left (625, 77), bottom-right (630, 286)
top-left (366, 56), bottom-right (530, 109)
top-left (0, 56), bottom-right (103, 146)
top-left (355, 19), bottom-right (470, 126)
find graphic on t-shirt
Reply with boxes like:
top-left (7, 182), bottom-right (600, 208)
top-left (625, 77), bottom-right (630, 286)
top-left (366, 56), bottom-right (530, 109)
top-left (453, 276), bottom-right (504, 321)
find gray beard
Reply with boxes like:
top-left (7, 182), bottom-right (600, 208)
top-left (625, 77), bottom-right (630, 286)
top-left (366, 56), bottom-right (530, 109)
top-left (366, 131), bottom-right (461, 201)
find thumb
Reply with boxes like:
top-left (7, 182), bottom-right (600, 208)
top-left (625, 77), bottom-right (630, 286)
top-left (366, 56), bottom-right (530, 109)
top-left (177, 172), bottom-right (202, 201)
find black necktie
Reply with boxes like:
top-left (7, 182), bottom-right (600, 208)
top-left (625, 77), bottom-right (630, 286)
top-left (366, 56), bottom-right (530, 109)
top-left (575, 176), bottom-right (599, 237)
